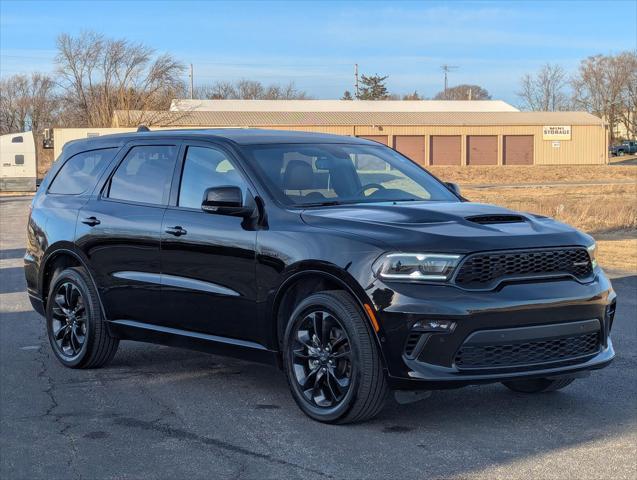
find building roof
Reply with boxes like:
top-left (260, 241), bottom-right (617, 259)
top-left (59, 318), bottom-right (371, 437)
top-left (60, 128), bottom-right (380, 148)
top-left (113, 110), bottom-right (604, 128)
top-left (169, 99), bottom-right (520, 113)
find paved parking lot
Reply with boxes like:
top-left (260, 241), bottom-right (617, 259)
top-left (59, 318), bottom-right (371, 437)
top-left (1, 196), bottom-right (635, 480)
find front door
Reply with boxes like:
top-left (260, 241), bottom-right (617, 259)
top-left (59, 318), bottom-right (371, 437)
top-left (75, 142), bottom-right (179, 324)
top-left (159, 143), bottom-right (259, 342)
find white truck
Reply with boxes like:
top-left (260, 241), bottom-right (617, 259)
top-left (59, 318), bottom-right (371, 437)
top-left (0, 131), bottom-right (37, 192)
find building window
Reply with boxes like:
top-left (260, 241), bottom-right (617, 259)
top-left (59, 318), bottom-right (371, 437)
top-left (12, 136), bottom-right (23, 143)
top-left (15, 155), bottom-right (25, 165)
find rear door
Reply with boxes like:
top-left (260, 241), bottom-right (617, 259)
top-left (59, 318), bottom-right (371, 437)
top-left (75, 141), bottom-right (180, 324)
top-left (158, 141), bottom-right (259, 341)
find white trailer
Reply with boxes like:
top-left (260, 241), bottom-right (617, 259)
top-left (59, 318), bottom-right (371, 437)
top-left (0, 131), bottom-right (37, 192)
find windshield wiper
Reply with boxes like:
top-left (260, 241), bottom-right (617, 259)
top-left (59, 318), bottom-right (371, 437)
top-left (299, 200), bottom-right (351, 207)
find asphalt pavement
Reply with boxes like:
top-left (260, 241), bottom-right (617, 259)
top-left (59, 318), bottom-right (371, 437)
top-left (1, 196), bottom-right (635, 480)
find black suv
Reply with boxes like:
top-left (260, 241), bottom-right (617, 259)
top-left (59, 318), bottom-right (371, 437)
top-left (25, 129), bottom-right (616, 423)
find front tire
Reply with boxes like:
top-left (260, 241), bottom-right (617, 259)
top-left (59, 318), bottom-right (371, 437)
top-left (283, 290), bottom-right (388, 424)
top-left (502, 377), bottom-right (575, 393)
top-left (46, 267), bottom-right (119, 368)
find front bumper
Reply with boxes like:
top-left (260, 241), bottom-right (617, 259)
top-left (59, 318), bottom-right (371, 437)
top-left (368, 269), bottom-right (616, 389)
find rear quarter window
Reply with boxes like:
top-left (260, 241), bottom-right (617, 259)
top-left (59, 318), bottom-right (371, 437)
top-left (48, 148), bottom-right (117, 195)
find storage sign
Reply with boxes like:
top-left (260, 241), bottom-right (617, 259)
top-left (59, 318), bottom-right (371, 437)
top-left (543, 125), bottom-right (571, 140)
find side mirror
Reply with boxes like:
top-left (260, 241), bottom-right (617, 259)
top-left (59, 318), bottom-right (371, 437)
top-left (446, 182), bottom-right (461, 196)
top-left (201, 186), bottom-right (254, 217)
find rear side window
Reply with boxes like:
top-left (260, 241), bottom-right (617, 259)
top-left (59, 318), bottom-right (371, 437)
top-left (107, 145), bottom-right (177, 206)
top-left (14, 155), bottom-right (24, 165)
top-left (48, 148), bottom-right (117, 195)
top-left (12, 136), bottom-right (23, 143)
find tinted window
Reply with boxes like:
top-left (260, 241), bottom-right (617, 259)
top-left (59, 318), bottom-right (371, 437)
top-left (178, 146), bottom-right (247, 209)
top-left (108, 145), bottom-right (177, 205)
top-left (48, 148), bottom-right (117, 195)
top-left (243, 143), bottom-right (457, 206)
top-left (12, 136), bottom-right (23, 143)
top-left (14, 155), bottom-right (24, 165)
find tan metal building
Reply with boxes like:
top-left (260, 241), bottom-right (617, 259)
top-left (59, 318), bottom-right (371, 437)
top-left (109, 109), bottom-right (608, 165)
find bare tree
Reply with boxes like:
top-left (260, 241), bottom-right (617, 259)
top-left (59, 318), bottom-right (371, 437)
top-left (195, 79), bottom-right (309, 100)
top-left (194, 81), bottom-right (237, 100)
top-left (434, 84), bottom-right (491, 100)
top-left (55, 31), bottom-right (185, 127)
top-left (0, 73), bottom-right (59, 135)
top-left (571, 52), bottom-right (637, 141)
top-left (517, 64), bottom-right (570, 111)
top-left (617, 52), bottom-right (637, 139)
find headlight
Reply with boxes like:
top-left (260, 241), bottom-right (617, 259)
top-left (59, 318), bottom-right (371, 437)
top-left (587, 243), bottom-right (598, 269)
top-left (373, 253), bottom-right (463, 282)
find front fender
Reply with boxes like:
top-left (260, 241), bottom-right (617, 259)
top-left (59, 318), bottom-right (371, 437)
top-left (265, 261), bottom-right (389, 370)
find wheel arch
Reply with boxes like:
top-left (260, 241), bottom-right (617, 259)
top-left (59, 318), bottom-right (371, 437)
top-left (269, 264), bottom-right (387, 367)
top-left (39, 247), bottom-right (99, 311)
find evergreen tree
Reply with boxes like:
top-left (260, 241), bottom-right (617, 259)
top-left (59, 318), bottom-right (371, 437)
top-left (357, 74), bottom-right (390, 100)
top-left (341, 90), bottom-right (354, 100)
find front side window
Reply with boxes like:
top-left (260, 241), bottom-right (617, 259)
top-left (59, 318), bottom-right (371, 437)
top-left (11, 136), bottom-right (23, 143)
top-left (48, 148), bottom-right (117, 195)
top-left (242, 143), bottom-right (458, 206)
top-left (107, 145), bottom-right (177, 205)
top-left (178, 146), bottom-right (247, 209)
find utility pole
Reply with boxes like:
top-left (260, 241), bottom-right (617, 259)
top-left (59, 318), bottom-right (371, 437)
top-left (189, 64), bottom-right (194, 100)
top-left (354, 63), bottom-right (359, 99)
top-left (441, 64), bottom-right (458, 99)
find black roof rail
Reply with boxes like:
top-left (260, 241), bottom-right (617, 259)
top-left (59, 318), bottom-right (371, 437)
top-left (137, 125), bottom-right (150, 132)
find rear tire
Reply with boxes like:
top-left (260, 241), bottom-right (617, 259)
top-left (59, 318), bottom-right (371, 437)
top-left (283, 290), bottom-right (388, 424)
top-left (502, 377), bottom-right (575, 393)
top-left (46, 267), bottom-right (119, 368)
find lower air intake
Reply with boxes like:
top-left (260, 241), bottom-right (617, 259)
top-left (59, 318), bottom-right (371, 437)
top-left (454, 332), bottom-right (600, 370)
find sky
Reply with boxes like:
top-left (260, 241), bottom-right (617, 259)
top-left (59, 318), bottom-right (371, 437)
top-left (1, 0), bottom-right (636, 105)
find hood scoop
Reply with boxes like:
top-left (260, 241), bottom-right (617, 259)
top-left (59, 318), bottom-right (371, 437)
top-left (465, 214), bottom-right (526, 225)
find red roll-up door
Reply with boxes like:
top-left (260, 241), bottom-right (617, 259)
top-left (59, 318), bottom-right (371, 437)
top-left (394, 135), bottom-right (426, 165)
top-left (467, 135), bottom-right (498, 165)
top-left (357, 135), bottom-right (388, 145)
top-left (503, 135), bottom-right (534, 165)
top-left (430, 136), bottom-right (461, 165)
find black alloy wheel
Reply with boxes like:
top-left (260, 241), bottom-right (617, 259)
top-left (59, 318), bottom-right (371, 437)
top-left (50, 282), bottom-right (88, 359)
top-left (283, 290), bottom-right (388, 424)
top-left (46, 267), bottom-right (119, 369)
top-left (290, 310), bottom-right (352, 408)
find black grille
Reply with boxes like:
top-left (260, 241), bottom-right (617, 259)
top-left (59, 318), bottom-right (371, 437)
top-left (455, 248), bottom-right (592, 289)
top-left (404, 333), bottom-right (422, 357)
top-left (454, 332), bottom-right (600, 370)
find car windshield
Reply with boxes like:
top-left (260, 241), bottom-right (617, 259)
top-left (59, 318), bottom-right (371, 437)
top-left (242, 143), bottom-right (459, 207)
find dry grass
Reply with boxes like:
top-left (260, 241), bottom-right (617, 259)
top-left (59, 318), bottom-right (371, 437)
top-left (428, 164), bottom-right (636, 185)
top-left (462, 184), bottom-right (636, 233)
top-left (595, 232), bottom-right (637, 273)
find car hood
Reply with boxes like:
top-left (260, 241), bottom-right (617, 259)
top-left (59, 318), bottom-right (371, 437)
top-left (300, 201), bottom-right (593, 253)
